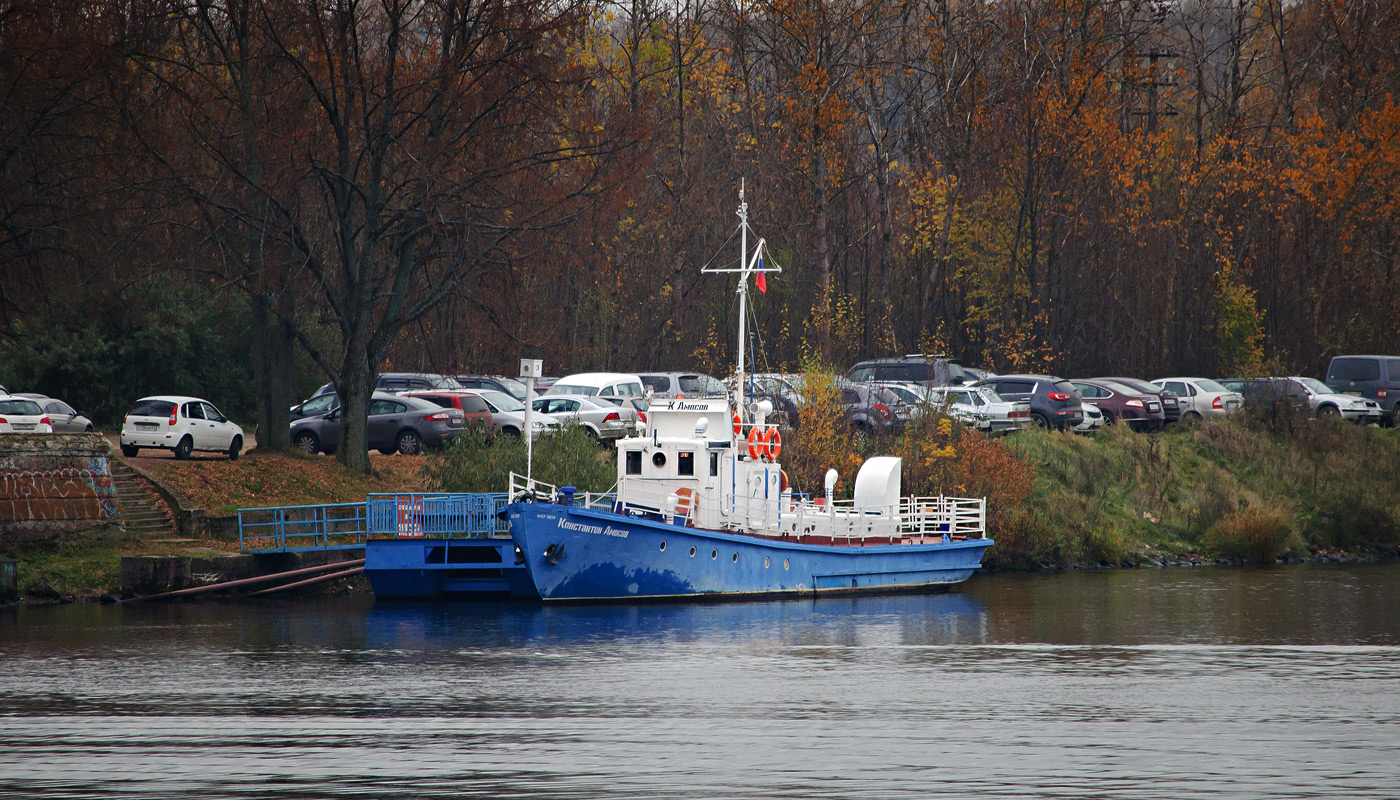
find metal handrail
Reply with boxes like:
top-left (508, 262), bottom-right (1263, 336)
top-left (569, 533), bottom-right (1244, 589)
top-left (237, 502), bottom-right (369, 553)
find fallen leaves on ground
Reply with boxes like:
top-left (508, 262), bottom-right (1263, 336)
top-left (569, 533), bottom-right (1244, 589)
top-left (141, 450), bottom-right (431, 515)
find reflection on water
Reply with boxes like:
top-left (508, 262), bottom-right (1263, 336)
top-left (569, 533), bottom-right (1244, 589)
top-left (2, 563), bottom-right (1398, 799)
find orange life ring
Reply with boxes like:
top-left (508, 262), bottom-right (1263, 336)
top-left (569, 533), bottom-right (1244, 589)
top-left (732, 411), bottom-right (743, 437)
top-left (747, 426), bottom-right (763, 459)
top-left (780, 469), bottom-right (789, 492)
top-left (766, 427), bottom-right (782, 460)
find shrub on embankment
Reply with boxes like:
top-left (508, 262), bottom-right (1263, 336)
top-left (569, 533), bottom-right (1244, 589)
top-left (995, 417), bottom-right (1400, 569)
top-left (425, 426), bottom-right (614, 494)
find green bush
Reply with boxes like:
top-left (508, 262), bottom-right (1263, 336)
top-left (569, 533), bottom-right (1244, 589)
top-left (424, 425), bottom-right (616, 494)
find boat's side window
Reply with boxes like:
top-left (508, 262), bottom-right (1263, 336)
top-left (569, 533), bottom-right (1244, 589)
top-left (709, 452), bottom-right (719, 477)
top-left (626, 450), bottom-right (642, 475)
top-left (678, 452), bottom-right (694, 476)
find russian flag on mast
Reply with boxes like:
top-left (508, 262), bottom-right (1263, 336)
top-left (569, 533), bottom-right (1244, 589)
top-left (754, 251), bottom-right (767, 294)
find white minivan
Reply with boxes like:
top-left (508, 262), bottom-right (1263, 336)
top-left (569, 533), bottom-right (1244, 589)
top-left (121, 395), bottom-right (245, 460)
top-left (544, 372), bottom-right (646, 404)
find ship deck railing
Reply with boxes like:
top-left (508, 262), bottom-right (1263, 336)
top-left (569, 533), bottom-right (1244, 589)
top-left (613, 480), bottom-right (986, 543)
top-left (507, 473), bottom-right (618, 513)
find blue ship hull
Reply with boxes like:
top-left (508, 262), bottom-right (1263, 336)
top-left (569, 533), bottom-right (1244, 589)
top-left (364, 537), bottom-right (537, 599)
top-left (506, 502), bottom-right (993, 602)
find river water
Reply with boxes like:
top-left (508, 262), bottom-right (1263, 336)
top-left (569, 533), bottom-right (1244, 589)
top-left (2, 562), bottom-right (1398, 799)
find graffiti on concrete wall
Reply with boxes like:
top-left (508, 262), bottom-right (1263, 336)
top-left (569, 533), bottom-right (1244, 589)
top-left (0, 457), bottom-right (120, 522)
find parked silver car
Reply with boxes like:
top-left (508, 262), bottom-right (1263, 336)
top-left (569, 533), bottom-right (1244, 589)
top-left (470, 390), bottom-right (560, 440)
top-left (1288, 377), bottom-right (1383, 423)
top-left (14, 394), bottom-right (93, 432)
top-left (926, 385), bottom-right (1032, 434)
top-left (637, 372), bottom-right (728, 399)
top-left (531, 394), bottom-right (636, 441)
top-left (1151, 378), bottom-right (1242, 420)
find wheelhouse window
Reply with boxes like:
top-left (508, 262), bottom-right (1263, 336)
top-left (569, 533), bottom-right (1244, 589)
top-left (626, 450), bottom-right (642, 475)
top-left (678, 452), bottom-right (694, 476)
top-left (709, 452), bottom-right (719, 477)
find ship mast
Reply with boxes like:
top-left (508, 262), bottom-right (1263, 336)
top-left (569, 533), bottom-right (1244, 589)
top-left (702, 180), bottom-right (779, 429)
top-left (735, 181), bottom-right (749, 398)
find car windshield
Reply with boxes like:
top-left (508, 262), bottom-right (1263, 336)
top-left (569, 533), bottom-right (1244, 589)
top-left (0, 399), bottom-right (43, 415)
top-left (493, 377), bottom-right (527, 400)
top-left (1194, 379), bottom-right (1229, 393)
top-left (426, 376), bottom-right (462, 390)
top-left (1101, 381), bottom-right (1140, 396)
top-left (547, 384), bottom-right (599, 397)
top-left (479, 390), bottom-right (524, 412)
top-left (1295, 377), bottom-right (1331, 394)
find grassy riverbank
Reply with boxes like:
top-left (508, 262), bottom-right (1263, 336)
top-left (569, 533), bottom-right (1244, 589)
top-left (7, 415), bottom-right (1398, 602)
top-left (991, 417), bottom-right (1400, 569)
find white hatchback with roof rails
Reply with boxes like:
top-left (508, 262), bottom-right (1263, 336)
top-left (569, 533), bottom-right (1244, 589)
top-left (121, 396), bottom-right (245, 460)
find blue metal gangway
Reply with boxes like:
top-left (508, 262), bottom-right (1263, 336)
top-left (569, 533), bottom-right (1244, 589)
top-left (238, 492), bottom-right (511, 553)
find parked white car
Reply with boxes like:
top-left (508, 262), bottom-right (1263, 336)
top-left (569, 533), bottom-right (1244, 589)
top-left (1075, 402), bottom-right (1105, 433)
top-left (1152, 377), bottom-right (1243, 420)
top-left (1288, 377), bottom-right (1384, 423)
top-left (120, 395), bottom-right (244, 459)
top-left (925, 385), bottom-right (1032, 434)
top-left (0, 395), bottom-right (54, 434)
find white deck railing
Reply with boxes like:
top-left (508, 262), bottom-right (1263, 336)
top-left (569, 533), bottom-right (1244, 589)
top-left (508, 473), bottom-right (615, 511)
top-left (606, 477), bottom-right (985, 543)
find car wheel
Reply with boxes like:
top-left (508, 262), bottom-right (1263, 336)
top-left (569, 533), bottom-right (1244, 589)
top-left (174, 436), bottom-right (193, 460)
top-left (1031, 412), bottom-right (1050, 429)
top-left (396, 430), bottom-right (422, 455)
top-left (1183, 411), bottom-right (1203, 424)
top-left (228, 436), bottom-right (242, 461)
top-left (1101, 410), bottom-right (1117, 426)
top-left (85, 425), bottom-right (94, 433)
top-left (1318, 404), bottom-right (1339, 418)
top-left (120, 444), bottom-right (139, 458)
top-left (850, 423), bottom-right (871, 444)
top-left (293, 431), bottom-right (320, 454)
top-left (501, 427), bottom-right (521, 438)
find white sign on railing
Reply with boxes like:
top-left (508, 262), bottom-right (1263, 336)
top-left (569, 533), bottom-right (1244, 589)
top-left (396, 497), bottom-right (423, 538)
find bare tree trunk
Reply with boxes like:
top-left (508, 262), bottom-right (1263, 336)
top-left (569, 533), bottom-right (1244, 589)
top-left (814, 136), bottom-right (832, 361)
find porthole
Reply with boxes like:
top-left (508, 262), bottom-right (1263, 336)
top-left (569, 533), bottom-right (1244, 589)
top-left (732, 553), bottom-right (738, 563)
top-left (689, 546), bottom-right (696, 557)
top-left (764, 557), bottom-right (771, 568)
top-left (652, 451), bottom-right (667, 467)
top-left (783, 559), bottom-right (790, 570)
top-left (711, 549), bottom-right (718, 560)
top-left (660, 541), bottom-right (667, 552)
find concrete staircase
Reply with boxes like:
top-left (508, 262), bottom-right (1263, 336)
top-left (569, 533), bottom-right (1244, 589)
top-left (109, 460), bottom-right (176, 535)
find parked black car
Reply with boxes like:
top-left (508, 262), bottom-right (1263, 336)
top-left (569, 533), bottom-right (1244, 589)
top-left (837, 380), bottom-right (910, 439)
top-left (847, 355), bottom-right (965, 387)
top-left (1219, 378), bottom-right (1311, 417)
top-left (1325, 355), bottom-right (1400, 426)
top-left (290, 392), bottom-right (465, 455)
top-left (974, 374), bottom-right (1084, 429)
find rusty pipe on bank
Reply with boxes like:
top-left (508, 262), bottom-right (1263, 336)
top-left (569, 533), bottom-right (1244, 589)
top-left (124, 558), bottom-right (366, 602)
